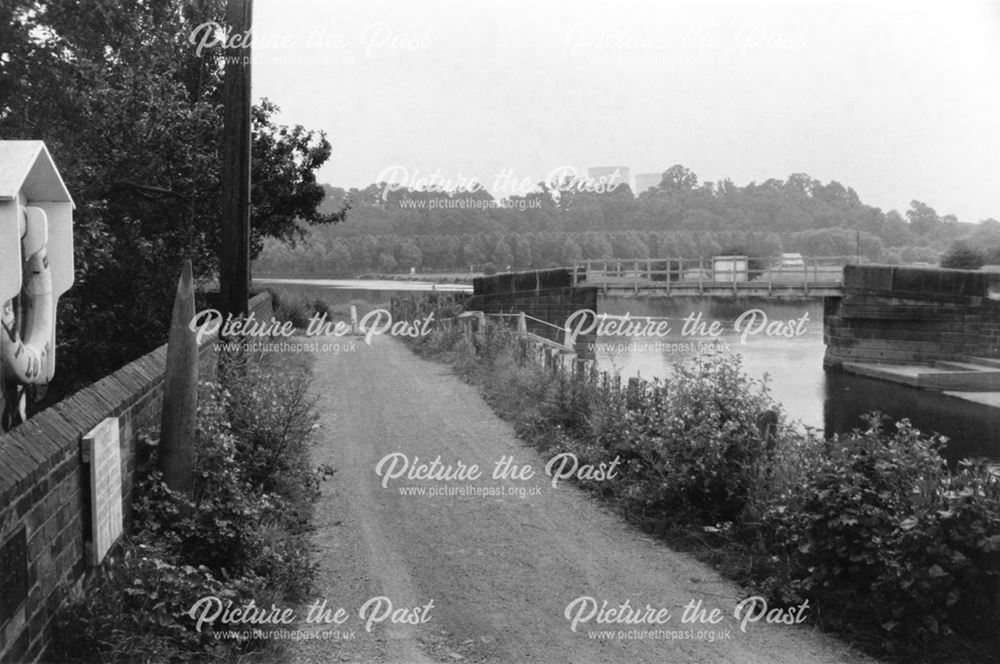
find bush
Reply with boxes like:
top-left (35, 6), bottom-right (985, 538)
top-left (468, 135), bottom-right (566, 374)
top-left (49, 543), bottom-right (261, 663)
top-left (54, 352), bottom-right (322, 662)
top-left (476, 350), bottom-right (777, 526)
top-left (759, 418), bottom-right (1000, 650)
top-left (223, 353), bottom-right (319, 497)
top-left (940, 241), bottom-right (984, 270)
top-left (406, 307), bottom-right (1000, 660)
top-left (267, 287), bottom-right (333, 329)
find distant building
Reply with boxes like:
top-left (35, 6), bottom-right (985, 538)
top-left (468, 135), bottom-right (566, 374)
top-left (634, 172), bottom-right (663, 195)
top-left (586, 166), bottom-right (630, 192)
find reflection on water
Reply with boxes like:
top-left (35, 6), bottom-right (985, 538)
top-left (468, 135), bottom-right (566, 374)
top-left (595, 295), bottom-right (1000, 459)
top-left (824, 371), bottom-right (1000, 461)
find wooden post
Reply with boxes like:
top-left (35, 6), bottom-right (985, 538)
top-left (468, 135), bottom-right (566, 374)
top-left (563, 323), bottom-right (574, 351)
top-left (220, 0), bottom-right (253, 318)
top-left (160, 260), bottom-right (198, 495)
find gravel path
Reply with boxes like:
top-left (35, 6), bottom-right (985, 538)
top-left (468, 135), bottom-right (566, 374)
top-left (282, 336), bottom-right (876, 664)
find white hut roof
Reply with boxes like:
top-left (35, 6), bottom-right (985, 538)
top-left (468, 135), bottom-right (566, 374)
top-left (0, 140), bottom-right (74, 207)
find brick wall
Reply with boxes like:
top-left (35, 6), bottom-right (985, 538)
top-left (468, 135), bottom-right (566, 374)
top-left (0, 292), bottom-right (272, 663)
top-left (824, 265), bottom-right (1000, 368)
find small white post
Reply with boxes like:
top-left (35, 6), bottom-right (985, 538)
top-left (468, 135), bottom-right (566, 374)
top-left (563, 324), bottom-right (575, 350)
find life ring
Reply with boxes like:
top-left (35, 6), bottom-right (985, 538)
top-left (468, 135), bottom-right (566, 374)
top-left (1, 206), bottom-right (53, 386)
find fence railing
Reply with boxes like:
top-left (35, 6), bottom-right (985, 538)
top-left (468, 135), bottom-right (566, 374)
top-left (573, 256), bottom-right (857, 294)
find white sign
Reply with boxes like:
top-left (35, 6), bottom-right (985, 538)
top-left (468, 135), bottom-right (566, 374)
top-left (82, 417), bottom-right (122, 566)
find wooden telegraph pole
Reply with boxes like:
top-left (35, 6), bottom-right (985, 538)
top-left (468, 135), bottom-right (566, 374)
top-left (220, 0), bottom-right (253, 317)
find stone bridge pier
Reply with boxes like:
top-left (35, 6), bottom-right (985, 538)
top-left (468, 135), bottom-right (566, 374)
top-left (468, 268), bottom-right (598, 356)
top-left (825, 265), bottom-right (1000, 390)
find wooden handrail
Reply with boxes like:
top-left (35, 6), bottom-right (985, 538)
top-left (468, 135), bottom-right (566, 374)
top-left (569, 255), bottom-right (850, 293)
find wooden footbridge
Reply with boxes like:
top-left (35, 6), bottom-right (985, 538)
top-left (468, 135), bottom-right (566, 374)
top-left (571, 256), bottom-right (852, 297)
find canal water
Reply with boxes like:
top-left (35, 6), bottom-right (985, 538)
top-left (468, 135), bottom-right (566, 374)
top-left (258, 279), bottom-right (998, 461)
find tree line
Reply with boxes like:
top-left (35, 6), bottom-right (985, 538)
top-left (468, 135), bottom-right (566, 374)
top-left (257, 166), bottom-right (999, 275)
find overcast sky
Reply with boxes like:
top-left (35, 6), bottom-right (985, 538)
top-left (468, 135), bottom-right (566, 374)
top-left (251, 0), bottom-right (1000, 222)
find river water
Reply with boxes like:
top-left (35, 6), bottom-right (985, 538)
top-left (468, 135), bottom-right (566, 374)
top-left (593, 296), bottom-right (826, 427)
top-left (258, 279), bottom-right (999, 461)
top-left (594, 296), bottom-right (1000, 461)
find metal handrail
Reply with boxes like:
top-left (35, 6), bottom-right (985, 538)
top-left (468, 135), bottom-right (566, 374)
top-left (436, 310), bottom-right (574, 351)
top-left (483, 311), bottom-right (566, 333)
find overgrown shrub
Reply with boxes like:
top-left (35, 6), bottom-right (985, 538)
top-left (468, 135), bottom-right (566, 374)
top-left (760, 418), bottom-right (1000, 651)
top-left (49, 543), bottom-right (260, 663)
top-left (53, 352), bottom-right (322, 662)
top-left (939, 241), bottom-right (985, 270)
top-left (222, 352), bottom-right (320, 501)
top-left (266, 287), bottom-right (333, 329)
top-left (409, 307), bottom-right (1000, 661)
top-left (595, 357), bottom-right (773, 525)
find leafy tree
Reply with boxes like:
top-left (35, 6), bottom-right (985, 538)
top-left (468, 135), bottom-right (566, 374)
top-left (396, 239), bottom-right (423, 270)
top-left (560, 237), bottom-right (583, 263)
top-left (461, 235), bottom-right (490, 267)
top-left (377, 251), bottom-right (397, 273)
top-left (325, 240), bottom-right (352, 274)
top-left (0, 1), bottom-right (344, 392)
top-left (906, 200), bottom-right (940, 235)
top-left (513, 236), bottom-right (533, 267)
top-left (659, 164), bottom-right (699, 192)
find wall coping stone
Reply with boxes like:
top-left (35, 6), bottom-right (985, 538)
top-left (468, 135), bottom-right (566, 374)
top-left (843, 264), bottom-right (1000, 300)
top-left (0, 289), bottom-right (272, 512)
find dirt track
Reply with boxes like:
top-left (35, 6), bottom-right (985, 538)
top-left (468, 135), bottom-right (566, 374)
top-left (283, 336), bottom-right (876, 664)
